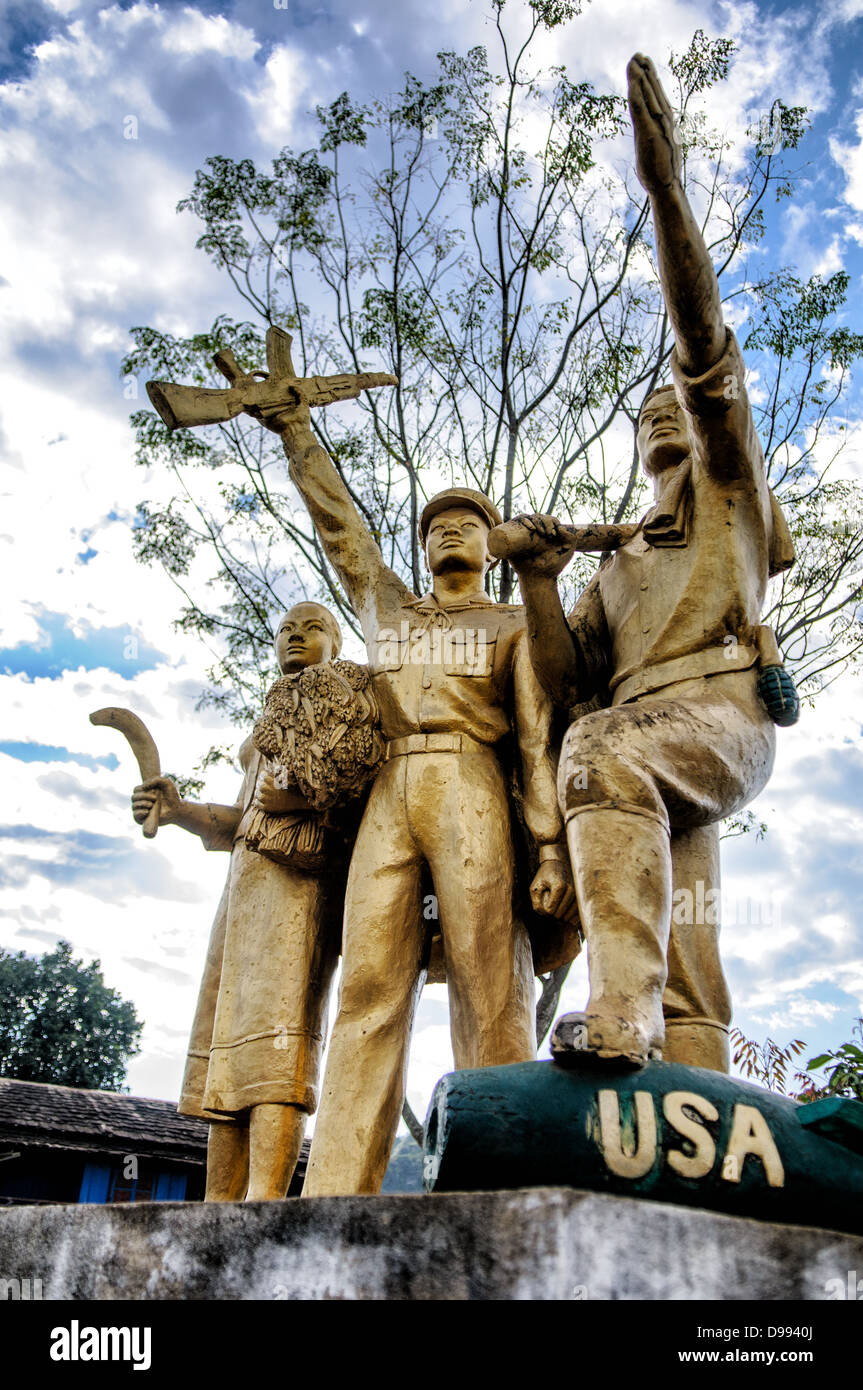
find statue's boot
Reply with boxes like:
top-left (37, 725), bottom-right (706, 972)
top-left (662, 1020), bottom-right (730, 1073)
top-left (552, 807), bottom-right (672, 1067)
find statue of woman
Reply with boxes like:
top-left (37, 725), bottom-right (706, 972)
top-left (132, 601), bottom-right (375, 1200)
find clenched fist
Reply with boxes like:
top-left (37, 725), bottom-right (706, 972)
top-left (530, 859), bottom-right (579, 924)
top-left (254, 769), bottom-right (308, 815)
top-left (131, 776), bottom-right (182, 828)
top-left (488, 514), bottom-right (577, 580)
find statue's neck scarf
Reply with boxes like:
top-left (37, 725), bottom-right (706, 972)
top-left (641, 456), bottom-right (795, 577)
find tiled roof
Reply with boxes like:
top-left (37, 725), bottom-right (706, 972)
top-left (0, 1078), bottom-right (208, 1165)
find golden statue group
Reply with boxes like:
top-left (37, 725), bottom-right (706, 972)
top-left (121, 56), bottom-right (798, 1201)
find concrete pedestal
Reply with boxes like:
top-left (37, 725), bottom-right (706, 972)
top-left (0, 1188), bottom-right (861, 1300)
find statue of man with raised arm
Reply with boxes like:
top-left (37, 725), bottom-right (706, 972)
top-left (262, 444), bottom-right (577, 1196)
top-left (492, 54), bottom-right (796, 1071)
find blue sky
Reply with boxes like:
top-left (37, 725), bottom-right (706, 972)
top-left (1, 0), bottom-right (861, 1112)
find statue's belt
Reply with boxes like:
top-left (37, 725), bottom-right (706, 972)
top-left (384, 731), bottom-right (491, 760)
top-left (611, 643), bottom-right (759, 706)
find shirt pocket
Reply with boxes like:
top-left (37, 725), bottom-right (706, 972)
top-left (442, 634), bottom-right (496, 677)
top-left (372, 630), bottom-right (409, 672)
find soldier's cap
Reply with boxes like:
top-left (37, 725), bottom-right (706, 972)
top-left (419, 488), bottom-right (503, 545)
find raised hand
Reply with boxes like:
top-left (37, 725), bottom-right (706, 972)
top-left (627, 52), bottom-right (682, 195)
top-left (257, 389), bottom-right (312, 436)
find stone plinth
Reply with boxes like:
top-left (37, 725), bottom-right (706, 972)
top-left (0, 1188), bottom-right (861, 1300)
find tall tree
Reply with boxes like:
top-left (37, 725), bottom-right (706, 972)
top-left (124, 8), bottom-right (863, 743)
top-left (0, 941), bottom-right (143, 1092)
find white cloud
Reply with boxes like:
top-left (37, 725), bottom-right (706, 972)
top-left (165, 9), bottom-right (259, 61)
top-left (828, 0), bottom-right (863, 20)
top-left (242, 42), bottom-right (307, 148)
top-left (831, 114), bottom-right (863, 214)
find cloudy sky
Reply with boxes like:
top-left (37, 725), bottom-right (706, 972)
top-left (1, 0), bottom-right (862, 1127)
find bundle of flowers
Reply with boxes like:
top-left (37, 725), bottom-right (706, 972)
top-left (252, 659), bottom-right (384, 810)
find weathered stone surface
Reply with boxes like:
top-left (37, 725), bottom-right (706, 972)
top-left (0, 1188), bottom-right (861, 1301)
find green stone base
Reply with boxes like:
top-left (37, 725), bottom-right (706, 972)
top-left (423, 1059), bottom-right (863, 1237)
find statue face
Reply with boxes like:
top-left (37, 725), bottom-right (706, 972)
top-left (275, 603), bottom-right (336, 673)
top-left (425, 506), bottom-right (490, 578)
top-left (637, 391), bottom-right (689, 477)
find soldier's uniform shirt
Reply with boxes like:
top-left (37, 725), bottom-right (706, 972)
top-left (566, 329), bottom-right (784, 711)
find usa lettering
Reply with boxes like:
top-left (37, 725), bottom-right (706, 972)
top-left (595, 1089), bottom-right (785, 1187)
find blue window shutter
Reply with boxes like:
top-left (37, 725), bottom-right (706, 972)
top-left (79, 1163), bottom-right (112, 1203)
top-left (154, 1171), bottom-right (187, 1201)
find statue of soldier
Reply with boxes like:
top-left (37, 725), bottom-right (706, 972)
top-left (262, 421), bottom-right (578, 1194)
top-left (492, 54), bottom-right (796, 1071)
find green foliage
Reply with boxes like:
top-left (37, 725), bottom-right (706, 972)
top-left (123, 12), bottom-right (863, 731)
top-left (0, 941), bottom-right (143, 1092)
top-left (730, 1029), bottom-right (808, 1096)
top-left (316, 90), bottom-right (368, 152)
top-left (745, 271), bottom-right (863, 366)
top-left (528, 0), bottom-right (584, 28)
top-left (163, 771), bottom-right (206, 800)
top-left (732, 1020), bottom-right (863, 1103)
top-left (669, 28), bottom-right (734, 96)
top-left (721, 809), bottom-right (768, 842)
top-left (804, 1020), bottom-right (863, 1103)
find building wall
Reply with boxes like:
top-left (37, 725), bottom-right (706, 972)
top-left (0, 1147), bottom-right (205, 1206)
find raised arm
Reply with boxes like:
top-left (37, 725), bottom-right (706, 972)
top-left (266, 404), bottom-right (404, 628)
top-left (629, 54), bottom-right (767, 484)
top-left (627, 53), bottom-right (726, 377)
top-left (521, 575), bottom-right (582, 709)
